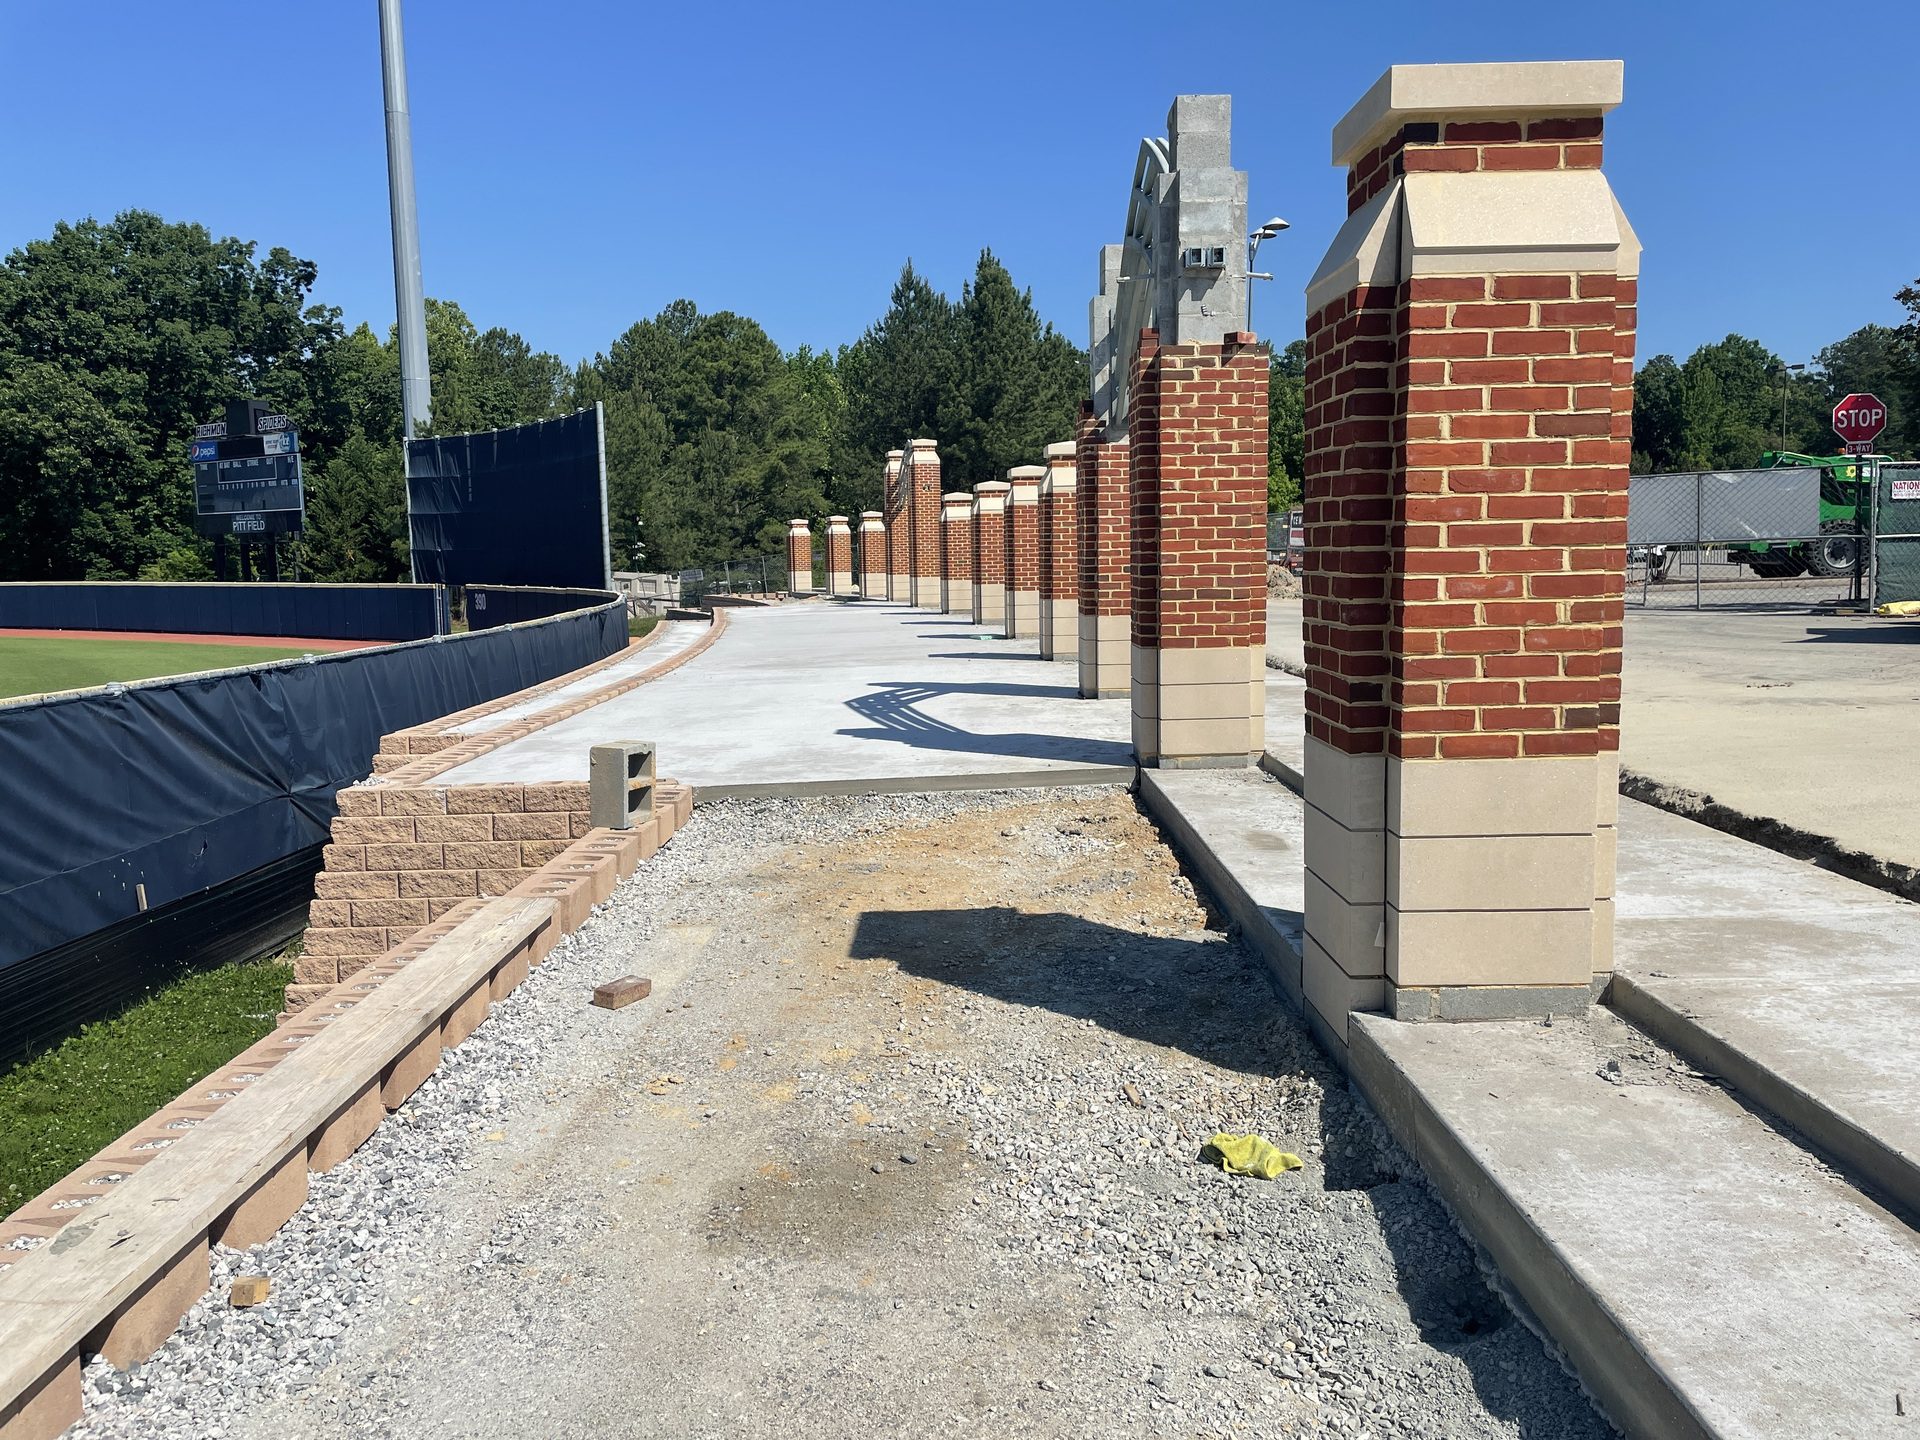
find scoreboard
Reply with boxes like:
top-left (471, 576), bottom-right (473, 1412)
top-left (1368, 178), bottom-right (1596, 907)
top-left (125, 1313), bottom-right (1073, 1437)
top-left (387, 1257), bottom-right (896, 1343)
top-left (191, 415), bottom-right (305, 537)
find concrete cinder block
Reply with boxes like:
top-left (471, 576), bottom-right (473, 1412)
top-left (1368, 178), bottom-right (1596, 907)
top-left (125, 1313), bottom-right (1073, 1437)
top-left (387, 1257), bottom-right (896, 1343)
top-left (441, 979), bottom-right (492, 1049)
top-left (490, 945), bottom-right (531, 1002)
top-left (86, 1238), bottom-right (209, 1370)
top-left (381, 1028), bottom-right (442, 1110)
top-left (309, 1082), bottom-right (384, 1172)
top-left (0, 1351), bottom-right (81, 1440)
top-left (215, 1148), bottom-right (309, 1250)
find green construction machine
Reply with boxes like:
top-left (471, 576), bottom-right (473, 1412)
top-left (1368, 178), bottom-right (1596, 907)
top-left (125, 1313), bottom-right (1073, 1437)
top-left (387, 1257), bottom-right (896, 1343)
top-left (1726, 451), bottom-right (1871, 579)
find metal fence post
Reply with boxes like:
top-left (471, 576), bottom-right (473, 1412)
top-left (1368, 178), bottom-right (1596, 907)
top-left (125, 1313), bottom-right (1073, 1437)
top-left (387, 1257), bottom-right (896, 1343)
top-left (1693, 473), bottom-right (1704, 611)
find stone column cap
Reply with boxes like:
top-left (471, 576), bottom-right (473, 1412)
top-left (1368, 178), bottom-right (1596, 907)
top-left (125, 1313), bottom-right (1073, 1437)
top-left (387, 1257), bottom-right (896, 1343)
top-left (1044, 441), bottom-right (1075, 460)
top-left (909, 437), bottom-right (939, 451)
top-left (1333, 60), bottom-right (1624, 166)
top-left (941, 493), bottom-right (972, 508)
top-left (885, 449), bottom-right (906, 459)
top-left (860, 511), bottom-right (885, 523)
top-left (826, 515), bottom-right (850, 526)
top-left (1008, 465), bottom-right (1046, 481)
top-left (788, 518), bottom-right (810, 529)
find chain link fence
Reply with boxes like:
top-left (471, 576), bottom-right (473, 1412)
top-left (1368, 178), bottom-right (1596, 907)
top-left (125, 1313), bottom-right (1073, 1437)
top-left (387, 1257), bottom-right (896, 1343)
top-left (1626, 465), bottom-right (1869, 611)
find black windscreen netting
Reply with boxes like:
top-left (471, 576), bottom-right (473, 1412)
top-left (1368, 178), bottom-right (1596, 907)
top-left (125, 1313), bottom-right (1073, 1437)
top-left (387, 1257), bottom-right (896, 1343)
top-left (407, 407), bottom-right (609, 589)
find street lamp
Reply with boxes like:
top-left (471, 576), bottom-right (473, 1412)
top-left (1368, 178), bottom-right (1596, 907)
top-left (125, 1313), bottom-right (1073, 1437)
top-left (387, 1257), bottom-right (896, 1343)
top-left (1246, 217), bottom-right (1290, 335)
top-left (1779, 362), bottom-right (1806, 453)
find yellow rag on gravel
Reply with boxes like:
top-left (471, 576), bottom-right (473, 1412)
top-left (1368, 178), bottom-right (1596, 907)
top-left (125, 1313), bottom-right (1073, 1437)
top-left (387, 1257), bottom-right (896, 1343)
top-left (1202, 1133), bottom-right (1303, 1179)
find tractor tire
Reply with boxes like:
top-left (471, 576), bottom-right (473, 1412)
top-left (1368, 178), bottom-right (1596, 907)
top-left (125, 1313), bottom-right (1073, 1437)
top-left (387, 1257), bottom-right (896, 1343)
top-left (1747, 553), bottom-right (1807, 580)
top-left (1803, 522), bottom-right (1862, 579)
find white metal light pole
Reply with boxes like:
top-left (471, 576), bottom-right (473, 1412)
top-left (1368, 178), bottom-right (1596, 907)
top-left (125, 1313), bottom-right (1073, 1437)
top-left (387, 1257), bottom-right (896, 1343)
top-left (378, 0), bottom-right (432, 441)
top-left (1246, 216), bottom-right (1289, 336)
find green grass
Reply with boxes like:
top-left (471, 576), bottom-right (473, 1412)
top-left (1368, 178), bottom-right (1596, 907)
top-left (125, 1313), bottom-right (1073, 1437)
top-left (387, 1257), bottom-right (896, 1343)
top-left (0, 635), bottom-right (315, 700)
top-left (0, 957), bottom-right (293, 1217)
top-left (629, 614), bottom-right (660, 639)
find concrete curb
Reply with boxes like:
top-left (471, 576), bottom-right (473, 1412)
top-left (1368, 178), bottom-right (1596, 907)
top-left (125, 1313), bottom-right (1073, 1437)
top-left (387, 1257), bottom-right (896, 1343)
top-left (1135, 770), bottom-right (1303, 1011)
top-left (0, 799), bottom-right (697, 1438)
top-left (1608, 971), bottom-right (1920, 1223)
top-left (1346, 1017), bottom-right (1714, 1440)
top-left (695, 766), bottom-right (1135, 802)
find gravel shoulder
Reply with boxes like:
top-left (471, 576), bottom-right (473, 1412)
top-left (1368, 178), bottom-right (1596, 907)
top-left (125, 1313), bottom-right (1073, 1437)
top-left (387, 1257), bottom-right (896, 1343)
top-left (70, 787), bottom-right (1610, 1440)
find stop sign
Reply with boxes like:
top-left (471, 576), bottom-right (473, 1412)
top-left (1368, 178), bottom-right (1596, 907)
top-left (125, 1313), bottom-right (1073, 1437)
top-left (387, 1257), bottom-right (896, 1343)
top-left (1832, 392), bottom-right (1889, 447)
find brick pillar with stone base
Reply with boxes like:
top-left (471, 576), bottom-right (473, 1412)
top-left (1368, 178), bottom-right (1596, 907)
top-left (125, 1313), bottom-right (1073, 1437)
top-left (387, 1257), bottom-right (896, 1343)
top-left (1038, 442), bottom-right (1078, 661)
top-left (1300, 60), bottom-right (1637, 1052)
top-left (883, 449), bottom-right (907, 601)
top-left (858, 512), bottom-right (886, 599)
top-left (971, 481), bottom-right (1009, 627)
top-left (1128, 329), bottom-right (1270, 768)
top-left (1077, 407), bottom-right (1133, 698)
top-left (907, 438), bottom-right (942, 609)
top-left (825, 516), bottom-right (853, 596)
top-left (1002, 466), bottom-right (1043, 640)
top-left (786, 519), bottom-right (812, 594)
top-left (941, 494), bottom-right (974, 616)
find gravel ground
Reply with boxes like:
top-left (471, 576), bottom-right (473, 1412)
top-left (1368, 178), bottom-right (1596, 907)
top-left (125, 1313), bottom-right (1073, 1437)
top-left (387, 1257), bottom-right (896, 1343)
top-left (70, 787), bottom-right (1611, 1439)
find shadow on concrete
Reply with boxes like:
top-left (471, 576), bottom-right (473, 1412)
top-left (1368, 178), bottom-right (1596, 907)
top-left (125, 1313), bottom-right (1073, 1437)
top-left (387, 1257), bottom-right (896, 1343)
top-left (837, 683), bottom-right (1132, 766)
top-left (847, 903), bottom-right (1604, 1438)
top-left (1798, 623), bottom-right (1920, 645)
top-left (925, 650), bottom-right (1050, 661)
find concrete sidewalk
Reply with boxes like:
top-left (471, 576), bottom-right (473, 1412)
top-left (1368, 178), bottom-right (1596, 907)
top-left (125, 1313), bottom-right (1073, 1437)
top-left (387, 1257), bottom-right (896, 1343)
top-left (433, 601), bottom-right (1135, 795)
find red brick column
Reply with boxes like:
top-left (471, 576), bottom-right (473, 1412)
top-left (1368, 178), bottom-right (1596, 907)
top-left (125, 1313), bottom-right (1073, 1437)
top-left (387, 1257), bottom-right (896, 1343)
top-left (785, 519), bottom-right (812, 594)
top-left (1038, 442), bottom-right (1078, 661)
top-left (825, 516), bottom-right (853, 596)
top-left (907, 438), bottom-right (942, 609)
top-left (859, 511), bottom-right (886, 599)
top-left (883, 449), bottom-right (907, 600)
top-left (940, 494), bottom-right (974, 615)
top-left (1002, 466), bottom-right (1043, 639)
top-left (971, 481), bottom-right (1009, 627)
top-left (1076, 406), bottom-right (1132, 698)
top-left (1127, 329), bottom-right (1269, 768)
top-left (1300, 60), bottom-right (1636, 1047)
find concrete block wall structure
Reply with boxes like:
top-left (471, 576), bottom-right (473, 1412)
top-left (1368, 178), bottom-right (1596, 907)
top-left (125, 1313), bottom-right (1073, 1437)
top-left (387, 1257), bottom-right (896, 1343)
top-left (1077, 406), bottom-right (1133, 698)
top-left (940, 493), bottom-right (974, 615)
top-left (1298, 60), bottom-right (1638, 1046)
top-left (1037, 442), bottom-right (1078, 661)
top-left (907, 438), bottom-right (942, 609)
top-left (859, 512), bottom-right (886, 598)
top-left (1002, 466), bottom-right (1044, 639)
top-left (786, 519), bottom-right (812, 594)
top-left (883, 450), bottom-right (907, 600)
top-left (825, 516), bottom-right (853, 596)
top-left (971, 480), bottom-right (1010, 627)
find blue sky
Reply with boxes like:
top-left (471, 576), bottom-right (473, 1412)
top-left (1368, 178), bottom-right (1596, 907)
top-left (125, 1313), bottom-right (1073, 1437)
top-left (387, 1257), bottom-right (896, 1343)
top-left (1, 1), bottom-right (1914, 371)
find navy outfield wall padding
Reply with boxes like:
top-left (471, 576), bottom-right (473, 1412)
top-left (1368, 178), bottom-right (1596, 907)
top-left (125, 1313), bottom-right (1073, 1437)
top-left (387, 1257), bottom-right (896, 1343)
top-left (407, 407), bottom-right (611, 591)
top-left (0, 593), bottom-right (623, 1045)
top-left (0, 582), bottom-right (445, 641)
top-left (465, 586), bottom-right (621, 630)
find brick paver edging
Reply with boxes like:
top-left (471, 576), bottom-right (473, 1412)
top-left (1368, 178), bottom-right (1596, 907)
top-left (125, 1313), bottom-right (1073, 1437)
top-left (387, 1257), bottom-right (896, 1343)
top-left (0, 800), bottom-right (693, 1440)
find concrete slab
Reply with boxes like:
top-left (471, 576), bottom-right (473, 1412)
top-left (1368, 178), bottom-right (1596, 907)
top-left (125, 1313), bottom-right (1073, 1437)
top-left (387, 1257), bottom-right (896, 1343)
top-left (1619, 609), bottom-right (1920, 873)
top-left (432, 602), bottom-right (1135, 794)
top-left (1265, 597), bottom-right (1304, 674)
top-left (447, 621), bottom-right (707, 736)
top-left (1351, 1010), bottom-right (1920, 1440)
top-left (1613, 799), bottom-right (1920, 1216)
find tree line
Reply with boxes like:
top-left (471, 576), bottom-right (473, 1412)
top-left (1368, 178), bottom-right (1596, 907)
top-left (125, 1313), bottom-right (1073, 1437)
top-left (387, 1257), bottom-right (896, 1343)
top-left (2, 211), bottom-right (1916, 585)
top-left (0, 213), bottom-right (1083, 581)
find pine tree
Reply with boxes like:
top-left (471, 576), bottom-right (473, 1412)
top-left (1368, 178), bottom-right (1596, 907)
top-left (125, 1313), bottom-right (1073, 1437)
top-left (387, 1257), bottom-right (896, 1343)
top-left (940, 250), bottom-right (1083, 484)
top-left (298, 432), bottom-right (409, 582)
